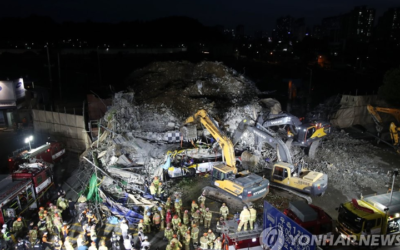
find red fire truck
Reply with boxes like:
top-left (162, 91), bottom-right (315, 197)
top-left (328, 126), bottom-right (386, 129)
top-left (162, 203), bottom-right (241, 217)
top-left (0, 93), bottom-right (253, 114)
top-left (0, 175), bottom-right (37, 226)
top-left (283, 201), bottom-right (333, 235)
top-left (8, 141), bottom-right (65, 173)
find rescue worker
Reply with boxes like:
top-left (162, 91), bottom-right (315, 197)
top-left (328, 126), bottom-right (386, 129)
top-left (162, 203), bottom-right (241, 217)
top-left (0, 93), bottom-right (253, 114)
top-left (90, 225), bottom-right (97, 245)
top-left (249, 204), bottom-right (257, 230)
top-left (123, 236), bottom-right (132, 250)
top-left (165, 242), bottom-right (173, 250)
top-left (220, 203), bottom-right (229, 221)
top-left (76, 234), bottom-right (85, 248)
top-left (110, 232), bottom-right (120, 250)
top-left (183, 210), bottom-right (190, 226)
top-left (159, 207), bottom-right (165, 230)
top-left (149, 183), bottom-right (156, 196)
top-left (178, 223), bottom-right (187, 239)
top-left (165, 197), bottom-right (172, 210)
top-left (57, 197), bottom-right (68, 213)
top-left (98, 240), bottom-right (108, 250)
top-left (199, 233), bottom-right (209, 250)
top-left (204, 208), bottom-right (212, 228)
top-left (164, 226), bottom-right (174, 242)
top-left (79, 209), bottom-right (88, 226)
top-left (166, 209), bottom-right (172, 228)
top-left (86, 210), bottom-right (98, 226)
top-left (207, 229), bottom-right (216, 249)
top-left (171, 215), bottom-right (181, 231)
top-left (135, 227), bottom-right (144, 248)
top-left (237, 206), bottom-right (250, 232)
top-left (12, 217), bottom-right (24, 237)
top-left (88, 241), bottom-right (97, 250)
top-left (191, 224), bottom-right (199, 247)
top-left (32, 238), bottom-right (43, 250)
top-left (152, 176), bottom-right (160, 193)
top-left (53, 236), bottom-right (62, 250)
top-left (53, 214), bottom-right (63, 237)
top-left (184, 230), bottom-right (191, 250)
top-left (52, 205), bottom-right (61, 218)
top-left (156, 182), bottom-right (164, 198)
top-left (170, 235), bottom-right (182, 249)
top-left (174, 198), bottom-right (182, 218)
top-left (198, 193), bottom-right (206, 206)
top-left (191, 210), bottom-right (200, 226)
top-left (141, 236), bottom-right (151, 249)
top-left (61, 222), bottom-right (69, 240)
top-left (45, 212), bottom-right (54, 235)
top-left (191, 200), bottom-right (199, 214)
top-left (42, 232), bottom-right (52, 250)
top-left (152, 210), bottom-right (161, 231)
top-left (28, 226), bottom-right (38, 245)
top-left (199, 204), bottom-right (206, 225)
top-left (120, 220), bottom-right (129, 239)
top-left (16, 237), bottom-right (29, 250)
top-left (143, 212), bottom-right (152, 233)
top-left (37, 216), bottom-right (47, 237)
top-left (38, 207), bottom-right (45, 218)
top-left (64, 237), bottom-right (74, 250)
top-left (137, 220), bottom-right (144, 232)
top-left (2, 227), bottom-right (13, 250)
top-left (214, 237), bottom-right (222, 250)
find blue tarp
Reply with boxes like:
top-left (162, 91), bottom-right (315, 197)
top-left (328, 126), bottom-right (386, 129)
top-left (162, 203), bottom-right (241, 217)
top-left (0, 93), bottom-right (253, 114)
top-left (161, 156), bottom-right (171, 170)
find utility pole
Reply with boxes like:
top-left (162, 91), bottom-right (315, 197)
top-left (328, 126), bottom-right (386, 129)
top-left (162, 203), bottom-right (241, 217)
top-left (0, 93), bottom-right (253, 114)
top-left (46, 46), bottom-right (53, 90)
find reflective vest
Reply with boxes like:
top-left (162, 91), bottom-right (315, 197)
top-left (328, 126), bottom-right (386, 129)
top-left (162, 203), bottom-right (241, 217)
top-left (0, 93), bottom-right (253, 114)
top-left (249, 208), bottom-right (257, 221)
top-left (205, 211), bottom-right (212, 220)
top-left (171, 218), bottom-right (181, 226)
top-left (183, 213), bottom-right (189, 224)
top-left (208, 233), bottom-right (216, 242)
top-left (184, 234), bottom-right (191, 245)
top-left (214, 240), bottom-right (222, 249)
top-left (3, 231), bottom-right (11, 241)
top-left (29, 229), bottom-right (38, 240)
top-left (143, 215), bottom-right (151, 225)
top-left (165, 229), bottom-right (173, 238)
top-left (179, 225), bottom-right (187, 234)
top-left (192, 212), bottom-right (200, 220)
top-left (198, 196), bottom-right (206, 204)
top-left (153, 179), bottom-right (160, 187)
top-left (191, 228), bottom-right (199, 239)
top-left (191, 203), bottom-right (198, 212)
top-left (220, 206), bottom-right (229, 215)
top-left (153, 213), bottom-right (161, 224)
top-left (240, 209), bottom-right (250, 221)
top-left (99, 246), bottom-right (108, 250)
top-left (174, 200), bottom-right (182, 209)
top-left (200, 236), bottom-right (209, 249)
top-left (149, 185), bottom-right (156, 195)
top-left (166, 200), bottom-right (172, 208)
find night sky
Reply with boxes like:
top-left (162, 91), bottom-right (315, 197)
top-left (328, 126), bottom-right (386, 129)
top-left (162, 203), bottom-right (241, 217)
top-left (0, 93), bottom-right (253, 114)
top-left (1, 0), bottom-right (398, 34)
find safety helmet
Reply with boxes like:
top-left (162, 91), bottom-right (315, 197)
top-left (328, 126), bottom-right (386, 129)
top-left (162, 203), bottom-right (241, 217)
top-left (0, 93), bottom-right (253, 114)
top-left (145, 206), bottom-right (149, 210)
top-left (140, 219), bottom-right (143, 223)
top-left (17, 218), bottom-right (21, 222)
top-left (91, 242), bottom-right (96, 245)
top-left (243, 206), bottom-right (248, 210)
top-left (196, 210), bottom-right (200, 213)
top-left (44, 210), bottom-right (47, 214)
top-left (208, 229), bottom-right (212, 233)
top-left (217, 237), bottom-right (221, 240)
top-left (158, 207), bottom-right (162, 211)
top-left (44, 232), bottom-right (48, 235)
top-left (173, 234), bottom-right (177, 238)
top-left (39, 207), bottom-right (44, 210)
top-left (154, 176), bottom-right (159, 180)
top-left (175, 199), bottom-right (179, 202)
top-left (222, 203), bottom-right (226, 206)
top-left (206, 208), bottom-right (209, 211)
top-left (184, 210), bottom-right (188, 213)
top-left (193, 224), bottom-right (197, 227)
top-left (147, 212), bottom-right (151, 216)
top-left (63, 222), bottom-right (67, 225)
top-left (203, 233), bottom-right (208, 236)
top-left (159, 182), bottom-right (162, 185)
top-left (1, 229), bottom-right (5, 234)
top-left (192, 200), bottom-right (196, 203)
top-left (178, 222), bottom-right (182, 226)
top-left (167, 197), bottom-right (171, 200)
top-left (173, 215), bottom-right (178, 218)
top-left (167, 209), bottom-right (171, 212)
top-left (2, 224), bottom-right (7, 228)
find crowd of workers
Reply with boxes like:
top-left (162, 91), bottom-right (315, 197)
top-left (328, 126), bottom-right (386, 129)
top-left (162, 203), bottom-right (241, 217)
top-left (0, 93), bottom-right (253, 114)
top-left (0, 175), bottom-right (258, 250)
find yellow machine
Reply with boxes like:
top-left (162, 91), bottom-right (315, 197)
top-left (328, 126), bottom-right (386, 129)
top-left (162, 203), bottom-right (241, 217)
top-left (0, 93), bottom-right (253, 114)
top-left (181, 110), bottom-right (270, 203)
top-left (233, 117), bottom-right (328, 203)
top-left (367, 104), bottom-right (400, 152)
top-left (336, 191), bottom-right (400, 248)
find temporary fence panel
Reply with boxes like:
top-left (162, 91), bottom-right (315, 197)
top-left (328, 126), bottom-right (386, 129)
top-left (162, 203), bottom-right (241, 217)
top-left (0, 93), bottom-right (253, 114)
top-left (32, 109), bottom-right (90, 152)
top-left (330, 95), bottom-right (378, 128)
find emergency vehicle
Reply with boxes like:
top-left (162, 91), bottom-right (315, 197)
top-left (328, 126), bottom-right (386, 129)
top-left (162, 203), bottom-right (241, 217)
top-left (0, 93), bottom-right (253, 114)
top-left (284, 201), bottom-right (333, 235)
top-left (0, 175), bottom-right (37, 226)
top-left (8, 141), bottom-right (65, 173)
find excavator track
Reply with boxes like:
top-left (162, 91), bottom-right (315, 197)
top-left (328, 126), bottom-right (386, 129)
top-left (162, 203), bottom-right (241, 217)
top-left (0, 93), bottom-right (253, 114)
top-left (269, 183), bottom-right (312, 204)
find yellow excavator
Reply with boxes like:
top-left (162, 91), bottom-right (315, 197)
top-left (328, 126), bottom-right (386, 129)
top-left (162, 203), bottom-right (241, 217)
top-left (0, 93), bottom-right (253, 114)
top-left (366, 104), bottom-right (400, 152)
top-left (181, 110), bottom-right (270, 204)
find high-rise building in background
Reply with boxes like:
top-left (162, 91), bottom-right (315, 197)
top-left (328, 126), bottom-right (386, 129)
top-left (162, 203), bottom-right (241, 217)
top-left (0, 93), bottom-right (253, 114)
top-left (342, 6), bottom-right (375, 41)
top-left (293, 18), bottom-right (306, 41)
top-left (376, 7), bottom-right (400, 41)
top-left (312, 25), bottom-right (323, 39)
top-left (321, 15), bottom-right (343, 42)
top-left (274, 16), bottom-right (306, 41)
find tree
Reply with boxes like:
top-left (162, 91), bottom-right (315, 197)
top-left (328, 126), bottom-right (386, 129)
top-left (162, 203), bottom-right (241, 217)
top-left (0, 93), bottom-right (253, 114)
top-left (378, 66), bottom-right (400, 105)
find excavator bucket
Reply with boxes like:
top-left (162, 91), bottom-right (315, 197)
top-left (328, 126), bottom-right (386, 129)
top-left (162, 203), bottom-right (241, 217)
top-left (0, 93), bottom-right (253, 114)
top-left (180, 125), bottom-right (198, 141)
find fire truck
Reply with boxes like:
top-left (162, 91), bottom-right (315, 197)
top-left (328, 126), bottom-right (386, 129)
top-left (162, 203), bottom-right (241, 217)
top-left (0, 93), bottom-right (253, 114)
top-left (8, 141), bottom-right (65, 173)
top-left (0, 175), bottom-right (37, 226)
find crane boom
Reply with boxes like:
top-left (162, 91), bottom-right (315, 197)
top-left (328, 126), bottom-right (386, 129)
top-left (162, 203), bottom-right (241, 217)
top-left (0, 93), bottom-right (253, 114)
top-left (183, 110), bottom-right (237, 173)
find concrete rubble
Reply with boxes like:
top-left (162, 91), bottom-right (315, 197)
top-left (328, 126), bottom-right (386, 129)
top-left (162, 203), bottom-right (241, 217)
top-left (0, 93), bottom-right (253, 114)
top-left (77, 61), bottom-right (397, 220)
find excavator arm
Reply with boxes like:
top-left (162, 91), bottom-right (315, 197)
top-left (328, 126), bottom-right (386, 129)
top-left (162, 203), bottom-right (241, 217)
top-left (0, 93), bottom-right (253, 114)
top-left (182, 110), bottom-right (237, 173)
top-left (232, 117), bottom-right (293, 164)
top-left (367, 104), bottom-right (400, 134)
